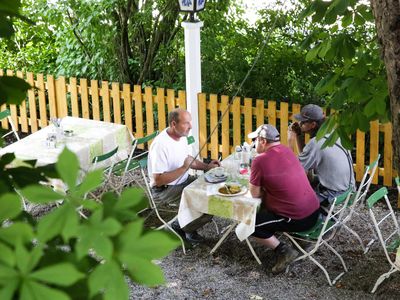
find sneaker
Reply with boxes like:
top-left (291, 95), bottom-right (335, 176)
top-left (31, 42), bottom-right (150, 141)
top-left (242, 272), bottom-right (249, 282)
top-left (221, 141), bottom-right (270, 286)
top-left (170, 220), bottom-right (186, 239)
top-left (185, 231), bottom-right (205, 244)
top-left (272, 243), bottom-right (299, 274)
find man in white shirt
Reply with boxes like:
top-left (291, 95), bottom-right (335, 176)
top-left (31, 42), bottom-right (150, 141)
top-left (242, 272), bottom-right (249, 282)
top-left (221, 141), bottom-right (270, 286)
top-left (148, 108), bottom-right (220, 243)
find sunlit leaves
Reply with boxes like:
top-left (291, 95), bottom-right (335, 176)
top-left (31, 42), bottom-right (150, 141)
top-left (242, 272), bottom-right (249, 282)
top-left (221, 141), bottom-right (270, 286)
top-left (0, 193), bottom-right (21, 222)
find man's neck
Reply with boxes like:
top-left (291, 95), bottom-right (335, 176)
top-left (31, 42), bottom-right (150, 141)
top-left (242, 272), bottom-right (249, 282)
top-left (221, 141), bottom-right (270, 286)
top-left (166, 127), bottom-right (181, 141)
top-left (265, 142), bottom-right (280, 151)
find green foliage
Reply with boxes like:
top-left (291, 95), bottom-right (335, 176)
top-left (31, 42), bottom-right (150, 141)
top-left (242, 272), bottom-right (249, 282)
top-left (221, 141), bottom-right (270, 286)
top-left (299, 0), bottom-right (389, 148)
top-left (0, 148), bottom-right (180, 299)
top-left (0, 0), bottom-right (32, 106)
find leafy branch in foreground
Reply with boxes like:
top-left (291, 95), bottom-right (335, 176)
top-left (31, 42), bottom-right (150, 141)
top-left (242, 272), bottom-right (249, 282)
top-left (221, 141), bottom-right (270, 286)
top-left (0, 148), bottom-right (179, 300)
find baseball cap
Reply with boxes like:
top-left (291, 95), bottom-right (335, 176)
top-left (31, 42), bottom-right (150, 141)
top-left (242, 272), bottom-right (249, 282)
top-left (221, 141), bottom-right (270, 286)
top-left (294, 104), bottom-right (324, 122)
top-left (248, 124), bottom-right (280, 142)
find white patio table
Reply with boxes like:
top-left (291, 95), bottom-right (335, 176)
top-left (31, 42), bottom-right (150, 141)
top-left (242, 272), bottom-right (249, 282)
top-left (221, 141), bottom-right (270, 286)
top-left (0, 116), bottom-right (133, 171)
top-left (178, 155), bottom-right (262, 264)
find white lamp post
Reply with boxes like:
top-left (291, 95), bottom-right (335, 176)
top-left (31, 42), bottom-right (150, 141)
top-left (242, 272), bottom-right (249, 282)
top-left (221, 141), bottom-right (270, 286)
top-left (178, 0), bottom-right (206, 155)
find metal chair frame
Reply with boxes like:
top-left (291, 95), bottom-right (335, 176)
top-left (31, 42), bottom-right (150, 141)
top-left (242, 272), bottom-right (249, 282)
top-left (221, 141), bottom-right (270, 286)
top-left (284, 189), bottom-right (352, 286)
top-left (367, 187), bottom-right (400, 293)
top-left (338, 154), bottom-right (381, 253)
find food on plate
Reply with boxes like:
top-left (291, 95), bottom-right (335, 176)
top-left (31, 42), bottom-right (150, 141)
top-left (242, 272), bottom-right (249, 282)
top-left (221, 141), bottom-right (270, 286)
top-left (218, 184), bottom-right (241, 195)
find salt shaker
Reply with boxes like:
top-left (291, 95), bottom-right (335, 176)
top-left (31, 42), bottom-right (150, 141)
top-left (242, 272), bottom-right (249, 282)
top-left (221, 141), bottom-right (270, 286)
top-left (234, 145), bottom-right (242, 160)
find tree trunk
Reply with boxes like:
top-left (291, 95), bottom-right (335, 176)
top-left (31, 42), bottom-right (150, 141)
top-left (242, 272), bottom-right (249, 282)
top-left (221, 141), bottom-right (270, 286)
top-left (370, 0), bottom-right (400, 174)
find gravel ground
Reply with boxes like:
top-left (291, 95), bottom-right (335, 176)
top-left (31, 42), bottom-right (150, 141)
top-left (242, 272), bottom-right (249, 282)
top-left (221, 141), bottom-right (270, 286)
top-left (129, 184), bottom-right (400, 300)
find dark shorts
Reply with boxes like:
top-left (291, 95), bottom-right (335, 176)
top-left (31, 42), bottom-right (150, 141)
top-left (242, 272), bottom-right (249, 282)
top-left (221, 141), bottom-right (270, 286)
top-left (151, 175), bottom-right (197, 204)
top-left (252, 209), bottom-right (320, 239)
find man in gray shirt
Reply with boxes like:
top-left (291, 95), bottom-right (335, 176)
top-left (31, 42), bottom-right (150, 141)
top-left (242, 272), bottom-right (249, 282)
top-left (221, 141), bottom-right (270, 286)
top-left (288, 104), bottom-right (355, 205)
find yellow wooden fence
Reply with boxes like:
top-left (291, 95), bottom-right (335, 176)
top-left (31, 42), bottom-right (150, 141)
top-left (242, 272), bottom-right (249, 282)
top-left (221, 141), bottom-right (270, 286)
top-left (0, 70), bottom-right (396, 186)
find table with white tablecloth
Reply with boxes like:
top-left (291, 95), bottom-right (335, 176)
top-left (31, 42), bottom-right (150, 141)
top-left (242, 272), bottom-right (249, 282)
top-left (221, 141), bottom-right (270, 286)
top-left (0, 116), bottom-right (133, 171)
top-left (178, 155), bottom-right (261, 263)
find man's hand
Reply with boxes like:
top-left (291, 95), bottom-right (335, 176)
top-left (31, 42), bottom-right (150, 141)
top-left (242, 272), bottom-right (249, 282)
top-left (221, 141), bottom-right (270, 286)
top-left (289, 122), bottom-right (302, 136)
top-left (207, 160), bottom-right (221, 170)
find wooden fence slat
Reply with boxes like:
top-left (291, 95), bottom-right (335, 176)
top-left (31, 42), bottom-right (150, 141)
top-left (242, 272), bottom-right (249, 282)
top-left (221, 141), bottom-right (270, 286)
top-left (7, 70), bottom-right (19, 131)
top-left (70, 78), bottom-right (79, 117)
top-left (26, 72), bottom-right (38, 132)
top-left (133, 85), bottom-right (143, 144)
top-left (383, 123), bottom-right (393, 186)
top-left (244, 98), bottom-right (252, 145)
top-left (111, 82), bottom-right (121, 124)
top-left (37, 73), bottom-right (47, 127)
top-left (144, 87), bottom-right (154, 137)
top-left (122, 84), bottom-right (132, 133)
top-left (209, 94), bottom-right (218, 160)
top-left (221, 95), bottom-right (230, 158)
top-left (355, 130), bottom-right (365, 182)
top-left (16, 71), bottom-right (28, 132)
top-left (280, 102), bottom-right (289, 146)
top-left (198, 93), bottom-right (208, 158)
top-left (166, 89), bottom-right (175, 113)
top-left (267, 100), bottom-right (276, 126)
top-left (256, 99), bottom-right (264, 127)
top-left (232, 97), bottom-right (241, 148)
top-left (56, 76), bottom-right (67, 117)
top-left (101, 81), bottom-right (111, 122)
top-left (178, 90), bottom-right (186, 109)
top-left (370, 120), bottom-right (380, 184)
top-left (91, 80), bottom-right (100, 120)
top-left (157, 88), bottom-right (166, 131)
top-left (47, 75), bottom-right (57, 118)
top-left (80, 79), bottom-right (89, 119)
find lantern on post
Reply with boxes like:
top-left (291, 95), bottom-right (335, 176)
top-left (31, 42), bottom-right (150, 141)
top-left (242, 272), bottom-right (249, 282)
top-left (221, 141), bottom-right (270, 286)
top-left (178, 0), bottom-right (206, 22)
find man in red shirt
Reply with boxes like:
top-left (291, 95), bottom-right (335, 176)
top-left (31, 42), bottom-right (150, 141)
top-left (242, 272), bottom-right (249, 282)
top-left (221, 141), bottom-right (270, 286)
top-left (248, 124), bottom-right (320, 274)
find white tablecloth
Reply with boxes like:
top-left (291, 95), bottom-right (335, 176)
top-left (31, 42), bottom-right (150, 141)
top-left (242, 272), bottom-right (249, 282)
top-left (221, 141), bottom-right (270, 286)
top-left (0, 116), bottom-right (133, 171)
top-left (178, 156), bottom-right (261, 241)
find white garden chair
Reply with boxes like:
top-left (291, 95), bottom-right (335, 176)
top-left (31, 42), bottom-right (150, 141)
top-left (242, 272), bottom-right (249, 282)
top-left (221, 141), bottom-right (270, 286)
top-left (137, 156), bottom-right (186, 254)
top-left (338, 154), bottom-right (380, 253)
top-left (367, 187), bottom-right (400, 293)
top-left (284, 189), bottom-right (352, 286)
top-left (111, 131), bottom-right (158, 193)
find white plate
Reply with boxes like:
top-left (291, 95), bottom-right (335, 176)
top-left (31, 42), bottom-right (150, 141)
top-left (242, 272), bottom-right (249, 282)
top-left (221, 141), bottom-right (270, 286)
top-left (217, 185), bottom-right (247, 197)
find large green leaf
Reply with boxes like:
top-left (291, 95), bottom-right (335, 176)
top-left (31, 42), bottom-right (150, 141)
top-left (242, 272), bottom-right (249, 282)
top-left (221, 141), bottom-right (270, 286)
top-left (37, 203), bottom-right (78, 242)
top-left (88, 260), bottom-right (129, 300)
top-left (0, 242), bottom-right (15, 267)
top-left (0, 263), bottom-right (18, 282)
top-left (0, 193), bottom-right (22, 222)
top-left (20, 279), bottom-right (70, 300)
top-left (15, 242), bottom-right (43, 275)
top-left (0, 222), bottom-right (34, 246)
top-left (0, 279), bottom-right (19, 300)
top-left (75, 169), bottom-right (103, 196)
top-left (125, 256), bottom-right (165, 286)
top-left (76, 214), bottom-right (121, 260)
top-left (29, 263), bottom-right (84, 287)
top-left (0, 15), bottom-right (14, 38)
top-left (20, 185), bottom-right (63, 204)
top-left (0, 76), bottom-right (31, 106)
top-left (56, 148), bottom-right (79, 190)
top-left (118, 230), bottom-right (179, 260)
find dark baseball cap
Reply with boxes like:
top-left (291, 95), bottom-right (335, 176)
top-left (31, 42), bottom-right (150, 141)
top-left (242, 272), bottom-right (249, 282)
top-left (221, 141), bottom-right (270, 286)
top-left (294, 104), bottom-right (324, 122)
top-left (248, 124), bottom-right (280, 142)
